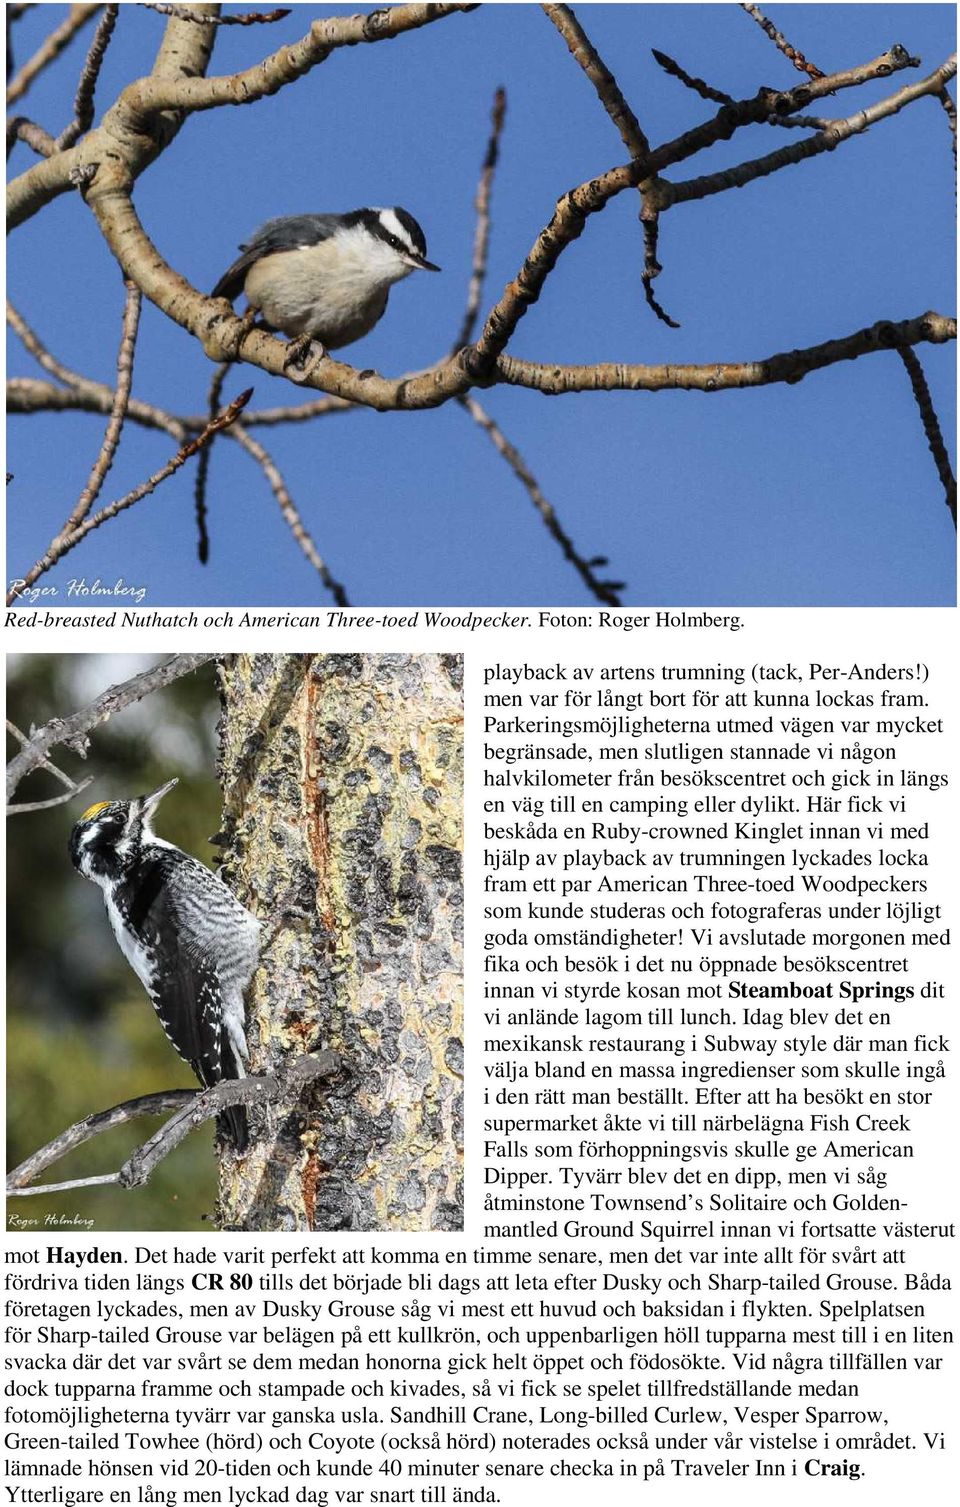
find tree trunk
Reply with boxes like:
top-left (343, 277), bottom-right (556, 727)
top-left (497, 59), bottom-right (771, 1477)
top-left (215, 653), bottom-right (463, 1232)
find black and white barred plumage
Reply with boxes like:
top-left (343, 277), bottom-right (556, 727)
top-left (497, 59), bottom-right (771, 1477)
top-left (69, 780), bottom-right (260, 1150)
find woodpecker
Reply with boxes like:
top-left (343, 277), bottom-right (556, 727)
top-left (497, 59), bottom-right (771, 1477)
top-left (69, 779), bottom-right (260, 1151)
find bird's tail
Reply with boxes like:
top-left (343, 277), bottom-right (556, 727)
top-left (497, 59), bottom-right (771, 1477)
top-left (218, 1104), bottom-right (248, 1153)
top-left (218, 1034), bottom-right (249, 1152)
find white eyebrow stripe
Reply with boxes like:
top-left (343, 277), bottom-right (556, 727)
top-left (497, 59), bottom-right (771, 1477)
top-left (376, 208), bottom-right (413, 251)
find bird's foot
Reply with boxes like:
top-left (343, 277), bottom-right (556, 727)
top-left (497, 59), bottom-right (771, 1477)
top-left (228, 305), bottom-right (259, 361)
top-left (283, 334), bottom-right (326, 382)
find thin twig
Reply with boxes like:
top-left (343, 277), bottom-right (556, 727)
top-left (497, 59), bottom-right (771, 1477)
top-left (4, 1091), bottom-right (197, 1193)
top-left (139, 2), bottom-right (291, 25)
top-left (55, 3), bottom-right (119, 150)
top-left (652, 47), bottom-right (732, 105)
top-left (453, 86), bottom-right (506, 351)
top-left (6, 1051), bottom-right (341, 1196)
top-left (7, 718), bottom-right (80, 788)
top-left (7, 389), bottom-right (253, 604)
top-left (7, 302), bottom-right (187, 440)
top-left (897, 347), bottom-right (957, 527)
top-left (6, 4), bottom-right (101, 107)
top-left (6, 116), bottom-right (55, 159)
top-left (649, 45), bottom-right (828, 130)
top-left (6, 654), bottom-right (217, 803)
top-left (640, 218), bottom-right (679, 328)
top-left (6, 718), bottom-right (96, 813)
top-left (64, 277), bottom-right (141, 532)
top-left (8, 779), bottom-right (95, 816)
top-left (194, 360), bottom-right (230, 563)
top-left (240, 395), bottom-right (354, 425)
top-left (543, 3), bottom-right (677, 326)
top-left (6, 4), bottom-right (28, 81)
top-left (5, 369), bottom-right (358, 597)
top-left (459, 394), bottom-right (623, 606)
top-left (543, 3), bottom-right (650, 156)
top-left (468, 47), bottom-right (931, 379)
top-left (230, 426), bottom-right (350, 604)
top-left (8, 297), bottom-right (100, 388)
top-left (7, 374), bottom-right (351, 430)
top-left (657, 59), bottom-right (952, 212)
top-left (760, 112), bottom-right (832, 131)
top-left (739, 3), bottom-right (823, 79)
top-left (6, 296), bottom-right (143, 406)
top-left (7, 5), bottom-right (474, 233)
top-left (451, 75), bottom-right (624, 605)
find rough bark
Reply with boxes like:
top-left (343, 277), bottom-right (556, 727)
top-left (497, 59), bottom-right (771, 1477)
top-left (216, 654), bottom-right (463, 1232)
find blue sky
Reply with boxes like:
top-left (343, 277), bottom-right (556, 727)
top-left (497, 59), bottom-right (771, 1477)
top-left (6, 3), bottom-right (956, 607)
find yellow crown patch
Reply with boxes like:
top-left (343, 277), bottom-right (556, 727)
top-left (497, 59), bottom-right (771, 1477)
top-left (79, 801), bottom-right (112, 822)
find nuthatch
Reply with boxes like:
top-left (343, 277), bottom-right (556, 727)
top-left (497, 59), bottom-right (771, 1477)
top-left (212, 206), bottom-right (439, 368)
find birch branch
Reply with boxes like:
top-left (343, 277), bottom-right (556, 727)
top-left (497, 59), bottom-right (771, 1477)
top-left (453, 86), bottom-right (507, 351)
top-left (8, 388), bottom-right (252, 603)
top-left (459, 395), bottom-right (623, 606)
top-left (5, 718), bottom-right (95, 815)
top-left (543, 3), bottom-right (650, 156)
top-left (230, 426), bottom-right (350, 604)
top-left (650, 46), bottom-right (828, 129)
top-left (542, 3), bottom-right (678, 325)
top-left (10, 313), bottom-right (955, 409)
top-left (139, 3), bottom-right (290, 25)
top-left (468, 46), bottom-right (927, 377)
top-left (6, 376), bottom-right (351, 430)
top-left (64, 277), bottom-right (142, 531)
top-left (7, 4), bottom-right (219, 229)
top-left (6, 372), bottom-right (354, 596)
top-left (55, 3), bottom-right (120, 149)
top-left (194, 360), bottom-right (231, 563)
top-left (495, 311), bottom-right (957, 394)
top-left (659, 57), bottom-right (957, 212)
top-left (7, 780), bottom-right (95, 816)
top-left (6, 1051), bottom-right (341, 1195)
top-left (6, 3), bottom-right (101, 107)
top-left (6, 652), bottom-right (217, 801)
top-left (110, 3), bottom-right (475, 122)
top-left (6, 116), bottom-right (56, 159)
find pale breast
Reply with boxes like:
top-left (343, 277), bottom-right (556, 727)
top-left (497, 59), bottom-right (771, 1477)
top-left (244, 243), bottom-right (390, 347)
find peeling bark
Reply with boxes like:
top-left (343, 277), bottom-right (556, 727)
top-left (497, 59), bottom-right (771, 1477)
top-left (216, 654), bottom-right (463, 1232)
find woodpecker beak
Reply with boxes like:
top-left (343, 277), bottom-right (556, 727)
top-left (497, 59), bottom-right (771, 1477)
top-left (406, 252), bottom-right (440, 272)
top-left (142, 777), bottom-right (179, 815)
